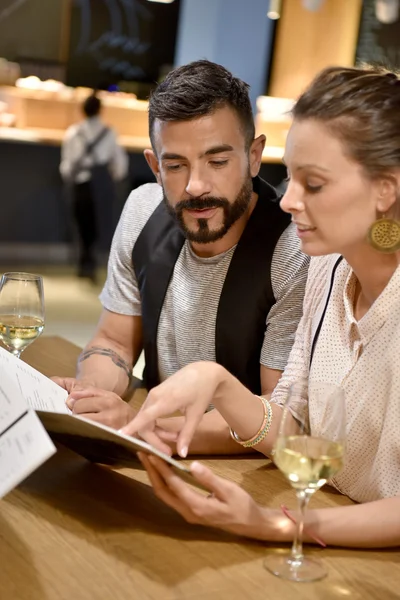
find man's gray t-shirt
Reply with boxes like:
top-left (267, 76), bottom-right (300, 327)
top-left (100, 183), bottom-right (309, 381)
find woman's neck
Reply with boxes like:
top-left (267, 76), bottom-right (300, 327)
top-left (343, 245), bottom-right (400, 317)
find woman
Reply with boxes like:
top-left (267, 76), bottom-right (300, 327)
top-left (77, 65), bottom-right (400, 547)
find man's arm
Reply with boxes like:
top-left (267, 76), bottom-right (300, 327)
top-left (76, 308), bottom-right (143, 397)
top-left (59, 126), bottom-right (80, 182)
top-left (52, 184), bottom-right (166, 428)
top-left (71, 185), bottom-right (157, 396)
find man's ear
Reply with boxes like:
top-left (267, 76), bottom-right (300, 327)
top-left (249, 135), bottom-right (266, 177)
top-left (144, 149), bottom-right (161, 185)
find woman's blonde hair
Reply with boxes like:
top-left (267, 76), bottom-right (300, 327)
top-left (293, 65), bottom-right (400, 179)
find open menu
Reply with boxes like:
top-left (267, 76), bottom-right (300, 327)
top-left (0, 364), bottom-right (56, 499)
top-left (0, 346), bottom-right (205, 492)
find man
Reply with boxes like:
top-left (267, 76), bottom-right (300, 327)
top-left (60, 93), bottom-right (129, 281)
top-left (55, 60), bottom-right (309, 454)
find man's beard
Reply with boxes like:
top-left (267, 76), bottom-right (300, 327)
top-left (163, 175), bottom-right (254, 244)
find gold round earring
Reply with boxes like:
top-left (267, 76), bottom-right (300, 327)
top-left (367, 215), bottom-right (400, 253)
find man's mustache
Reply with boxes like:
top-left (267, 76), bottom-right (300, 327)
top-left (175, 197), bottom-right (229, 212)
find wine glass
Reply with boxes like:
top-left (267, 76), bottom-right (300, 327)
top-left (264, 379), bottom-right (346, 582)
top-left (0, 272), bottom-right (45, 358)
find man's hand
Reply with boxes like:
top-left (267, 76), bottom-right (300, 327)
top-left (51, 376), bottom-right (94, 394)
top-left (67, 387), bottom-right (136, 430)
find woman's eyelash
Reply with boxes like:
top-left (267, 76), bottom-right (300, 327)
top-left (306, 184), bottom-right (323, 193)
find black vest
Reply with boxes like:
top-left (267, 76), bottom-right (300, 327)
top-left (132, 176), bottom-right (291, 394)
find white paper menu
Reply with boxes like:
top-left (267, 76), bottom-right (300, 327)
top-left (0, 365), bottom-right (56, 499)
top-left (0, 347), bottom-right (208, 492)
top-left (0, 346), bottom-right (70, 414)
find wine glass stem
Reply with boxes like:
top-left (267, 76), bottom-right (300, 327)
top-left (290, 490), bottom-right (311, 564)
top-left (11, 349), bottom-right (21, 359)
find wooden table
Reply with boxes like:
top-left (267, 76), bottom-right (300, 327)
top-left (1, 336), bottom-right (399, 600)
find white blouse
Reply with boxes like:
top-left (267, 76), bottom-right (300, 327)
top-left (271, 254), bottom-right (400, 503)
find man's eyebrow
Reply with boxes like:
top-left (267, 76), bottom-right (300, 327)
top-left (160, 145), bottom-right (234, 161)
top-left (203, 144), bottom-right (234, 156)
top-left (160, 152), bottom-right (186, 160)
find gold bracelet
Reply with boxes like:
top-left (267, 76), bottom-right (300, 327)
top-left (229, 396), bottom-right (273, 448)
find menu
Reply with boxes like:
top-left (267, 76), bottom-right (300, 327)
top-left (0, 347), bottom-right (205, 492)
top-left (0, 363), bottom-right (55, 499)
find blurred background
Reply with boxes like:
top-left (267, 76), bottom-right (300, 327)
top-left (0, 0), bottom-right (398, 359)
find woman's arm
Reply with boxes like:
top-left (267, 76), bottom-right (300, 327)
top-left (259, 496), bottom-right (400, 548)
top-left (122, 361), bottom-right (295, 456)
top-left (212, 368), bottom-right (286, 456)
top-left (141, 455), bottom-right (400, 548)
top-left (301, 497), bottom-right (400, 548)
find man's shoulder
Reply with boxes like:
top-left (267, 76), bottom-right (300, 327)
top-left (109, 183), bottom-right (164, 260)
top-left (275, 222), bottom-right (309, 263)
top-left (123, 182), bottom-right (163, 228)
top-left (270, 222), bottom-right (310, 294)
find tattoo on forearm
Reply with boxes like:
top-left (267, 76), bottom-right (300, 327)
top-left (78, 346), bottom-right (132, 380)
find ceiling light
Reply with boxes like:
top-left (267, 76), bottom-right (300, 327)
top-left (302, 0), bottom-right (325, 10)
top-left (146, 0), bottom-right (175, 4)
top-left (375, 0), bottom-right (399, 23)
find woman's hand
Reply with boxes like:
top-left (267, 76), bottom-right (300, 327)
top-left (121, 362), bottom-right (225, 457)
top-left (139, 453), bottom-right (273, 540)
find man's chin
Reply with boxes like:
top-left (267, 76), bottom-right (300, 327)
top-left (185, 227), bottom-right (227, 244)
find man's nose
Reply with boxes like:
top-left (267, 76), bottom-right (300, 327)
top-left (185, 166), bottom-right (212, 197)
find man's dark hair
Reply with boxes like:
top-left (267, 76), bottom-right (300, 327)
top-left (83, 94), bottom-right (101, 118)
top-left (148, 60), bottom-right (255, 151)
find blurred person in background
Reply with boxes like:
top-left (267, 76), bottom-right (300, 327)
top-left (60, 93), bottom-right (129, 281)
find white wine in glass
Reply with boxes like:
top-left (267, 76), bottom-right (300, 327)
top-left (0, 272), bottom-right (45, 358)
top-left (264, 380), bottom-right (346, 582)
